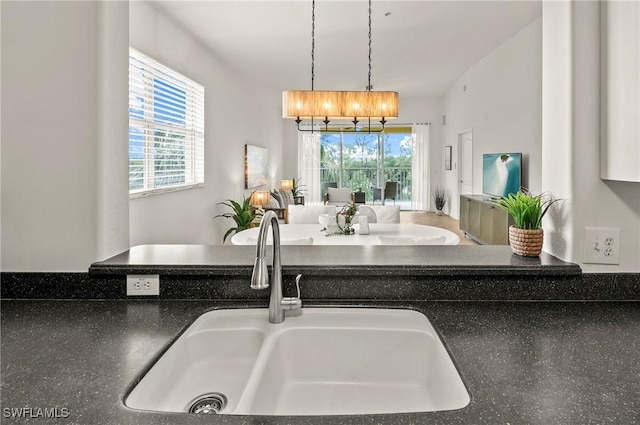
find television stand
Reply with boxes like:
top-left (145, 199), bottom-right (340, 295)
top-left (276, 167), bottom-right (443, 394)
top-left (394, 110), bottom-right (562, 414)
top-left (459, 194), bottom-right (513, 245)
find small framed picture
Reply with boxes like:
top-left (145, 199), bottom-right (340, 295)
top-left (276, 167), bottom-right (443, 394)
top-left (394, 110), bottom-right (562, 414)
top-left (445, 145), bottom-right (452, 170)
top-left (245, 144), bottom-right (268, 189)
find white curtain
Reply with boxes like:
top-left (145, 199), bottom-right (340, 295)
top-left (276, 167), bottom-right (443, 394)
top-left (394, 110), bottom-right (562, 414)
top-left (411, 124), bottom-right (430, 211)
top-left (298, 131), bottom-right (322, 204)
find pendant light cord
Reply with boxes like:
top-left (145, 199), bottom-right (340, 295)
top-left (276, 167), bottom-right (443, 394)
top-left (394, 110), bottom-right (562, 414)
top-left (311, 0), bottom-right (315, 91)
top-left (291, 0), bottom-right (394, 133)
top-left (313, 0), bottom-right (372, 92)
top-left (368, 0), bottom-right (372, 91)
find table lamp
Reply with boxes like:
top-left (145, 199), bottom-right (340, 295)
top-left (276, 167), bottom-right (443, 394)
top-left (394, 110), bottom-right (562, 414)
top-left (251, 190), bottom-right (270, 207)
top-left (280, 179), bottom-right (294, 191)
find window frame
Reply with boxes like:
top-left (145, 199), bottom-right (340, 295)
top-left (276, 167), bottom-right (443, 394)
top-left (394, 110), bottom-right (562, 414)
top-left (128, 47), bottom-right (205, 198)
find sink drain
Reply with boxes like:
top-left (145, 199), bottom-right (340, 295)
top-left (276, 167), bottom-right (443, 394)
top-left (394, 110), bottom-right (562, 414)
top-left (187, 393), bottom-right (228, 414)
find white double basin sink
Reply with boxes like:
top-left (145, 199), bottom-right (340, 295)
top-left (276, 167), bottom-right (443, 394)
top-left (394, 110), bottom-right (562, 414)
top-left (125, 308), bottom-right (470, 416)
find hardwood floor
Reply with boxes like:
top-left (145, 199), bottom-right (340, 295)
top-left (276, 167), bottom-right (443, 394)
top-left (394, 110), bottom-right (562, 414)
top-left (400, 211), bottom-right (478, 246)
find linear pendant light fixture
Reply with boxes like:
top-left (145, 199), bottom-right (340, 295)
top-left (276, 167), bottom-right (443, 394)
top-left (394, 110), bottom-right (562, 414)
top-left (282, 0), bottom-right (398, 133)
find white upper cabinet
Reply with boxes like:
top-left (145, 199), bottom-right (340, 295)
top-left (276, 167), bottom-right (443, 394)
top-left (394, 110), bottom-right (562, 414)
top-left (601, 1), bottom-right (640, 182)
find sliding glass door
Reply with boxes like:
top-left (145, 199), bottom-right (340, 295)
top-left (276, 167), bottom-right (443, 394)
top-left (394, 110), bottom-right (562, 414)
top-left (318, 130), bottom-right (412, 206)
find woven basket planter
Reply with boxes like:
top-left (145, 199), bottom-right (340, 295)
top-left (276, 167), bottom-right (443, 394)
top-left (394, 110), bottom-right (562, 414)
top-left (509, 226), bottom-right (544, 257)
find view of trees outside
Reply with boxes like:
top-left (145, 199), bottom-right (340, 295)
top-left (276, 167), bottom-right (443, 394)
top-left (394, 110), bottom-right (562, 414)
top-left (153, 130), bottom-right (186, 187)
top-left (320, 132), bottom-right (413, 202)
top-left (129, 77), bottom-right (188, 191)
top-left (129, 127), bottom-right (144, 191)
top-left (129, 130), bottom-right (186, 191)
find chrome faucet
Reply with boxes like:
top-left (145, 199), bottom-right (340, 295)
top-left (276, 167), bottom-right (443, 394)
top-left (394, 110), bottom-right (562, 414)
top-left (250, 210), bottom-right (302, 323)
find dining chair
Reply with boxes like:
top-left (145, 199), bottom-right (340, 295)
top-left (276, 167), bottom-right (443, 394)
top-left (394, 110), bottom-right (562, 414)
top-left (321, 182), bottom-right (338, 198)
top-left (372, 181), bottom-right (398, 204)
top-left (324, 187), bottom-right (354, 205)
top-left (383, 181), bottom-right (398, 204)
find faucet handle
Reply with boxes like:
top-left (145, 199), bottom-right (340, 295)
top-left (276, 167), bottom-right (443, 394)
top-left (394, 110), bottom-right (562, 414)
top-left (281, 297), bottom-right (302, 310)
top-left (281, 274), bottom-right (303, 311)
top-left (294, 274), bottom-right (302, 299)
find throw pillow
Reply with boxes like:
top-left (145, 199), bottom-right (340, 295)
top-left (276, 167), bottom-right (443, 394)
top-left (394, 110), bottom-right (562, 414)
top-left (327, 187), bottom-right (352, 203)
top-left (271, 190), bottom-right (284, 208)
top-left (370, 205), bottom-right (401, 223)
top-left (278, 189), bottom-right (295, 206)
top-left (267, 195), bottom-right (280, 209)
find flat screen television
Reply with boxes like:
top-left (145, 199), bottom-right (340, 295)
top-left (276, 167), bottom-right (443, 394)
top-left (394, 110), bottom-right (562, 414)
top-left (482, 152), bottom-right (522, 198)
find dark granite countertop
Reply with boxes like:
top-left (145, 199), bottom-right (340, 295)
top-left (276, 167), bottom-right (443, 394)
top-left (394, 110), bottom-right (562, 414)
top-left (2, 299), bottom-right (639, 424)
top-left (89, 244), bottom-right (582, 276)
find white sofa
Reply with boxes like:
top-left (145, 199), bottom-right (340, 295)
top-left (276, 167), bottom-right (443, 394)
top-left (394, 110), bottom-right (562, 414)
top-left (287, 204), bottom-right (400, 225)
top-left (367, 205), bottom-right (401, 223)
top-left (287, 205), bottom-right (337, 224)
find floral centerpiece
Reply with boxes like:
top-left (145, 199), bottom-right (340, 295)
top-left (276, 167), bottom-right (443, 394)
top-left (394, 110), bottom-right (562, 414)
top-left (326, 203), bottom-right (358, 236)
top-left (338, 203), bottom-right (358, 235)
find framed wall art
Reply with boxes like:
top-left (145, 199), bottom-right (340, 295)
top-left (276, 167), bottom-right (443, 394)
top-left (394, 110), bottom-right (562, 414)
top-left (245, 144), bottom-right (268, 189)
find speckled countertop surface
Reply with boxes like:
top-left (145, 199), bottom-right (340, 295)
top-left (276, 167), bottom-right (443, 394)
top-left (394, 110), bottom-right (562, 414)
top-left (89, 244), bottom-right (582, 276)
top-left (2, 299), bottom-right (639, 424)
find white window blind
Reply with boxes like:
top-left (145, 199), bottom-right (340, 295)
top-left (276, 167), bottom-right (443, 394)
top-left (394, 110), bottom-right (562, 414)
top-left (128, 47), bottom-right (205, 196)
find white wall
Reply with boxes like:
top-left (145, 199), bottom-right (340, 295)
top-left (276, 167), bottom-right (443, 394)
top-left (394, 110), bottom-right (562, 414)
top-left (441, 17), bottom-right (543, 220)
top-left (1, 0), bottom-right (286, 271)
top-left (282, 123), bottom-right (299, 180)
top-left (541, 1), bottom-right (573, 262)
top-left (1, 1), bottom-right (129, 271)
top-left (542, 1), bottom-right (640, 272)
top-left (97, 1), bottom-right (130, 262)
top-left (129, 1), bottom-right (284, 246)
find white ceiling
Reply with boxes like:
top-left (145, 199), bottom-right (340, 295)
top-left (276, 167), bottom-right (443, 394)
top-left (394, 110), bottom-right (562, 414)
top-left (150, 1), bottom-right (542, 98)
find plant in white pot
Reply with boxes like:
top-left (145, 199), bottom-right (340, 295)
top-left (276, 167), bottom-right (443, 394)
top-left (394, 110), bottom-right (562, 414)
top-left (492, 189), bottom-right (559, 256)
top-left (431, 186), bottom-right (447, 215)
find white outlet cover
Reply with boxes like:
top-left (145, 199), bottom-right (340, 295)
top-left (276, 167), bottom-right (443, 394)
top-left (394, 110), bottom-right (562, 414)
top-left (127, 275), bottom-right (160, 296)
top-left (583, 227), bottom-right (621, 265)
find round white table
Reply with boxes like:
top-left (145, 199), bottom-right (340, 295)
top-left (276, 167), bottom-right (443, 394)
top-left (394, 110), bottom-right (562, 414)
top-left (231, 223), bottom-right (460, 246)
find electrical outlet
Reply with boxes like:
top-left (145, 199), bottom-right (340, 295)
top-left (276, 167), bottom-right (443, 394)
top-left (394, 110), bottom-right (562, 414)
top-left (583, 227), bottom-right (620, 265)
top-left (127, 275), bottom-right (160, 296)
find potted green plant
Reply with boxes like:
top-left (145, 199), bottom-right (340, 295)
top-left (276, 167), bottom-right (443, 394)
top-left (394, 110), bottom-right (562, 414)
top-left (492, 189), bottom-right (559, 256)
top-left (291, 177), bottom-right (307, 205)
top-left (291, 178), bottom-right (305, 197)
top-left (214, 194), bottom-right (262, 243)
top-left (431, 186), bottom-right (447, 215)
